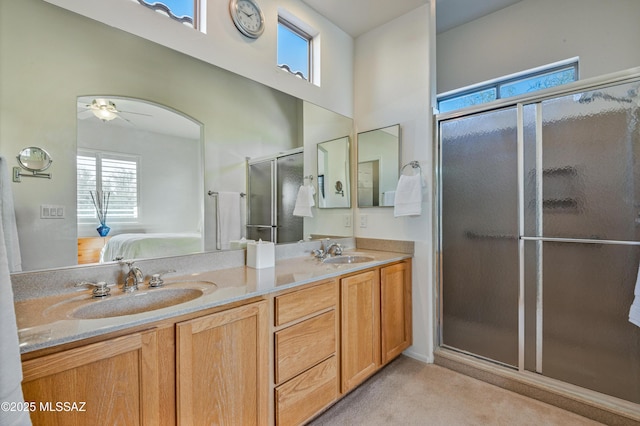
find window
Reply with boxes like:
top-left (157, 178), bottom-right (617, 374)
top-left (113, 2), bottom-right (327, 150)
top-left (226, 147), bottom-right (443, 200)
top-left (77, 151), bottom-right (139, 222)
top-left (136, 0), bottom-right (199, 29)
top-left (437, 61), bottom-right (578, 113)
top-left (277, 16), bottom-right (312, 81)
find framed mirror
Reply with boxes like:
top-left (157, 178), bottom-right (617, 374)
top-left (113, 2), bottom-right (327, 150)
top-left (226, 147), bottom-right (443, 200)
top-left (357, 124), bottom-right (400, 207)
top-left (317, 136), bottom-right (351, 208)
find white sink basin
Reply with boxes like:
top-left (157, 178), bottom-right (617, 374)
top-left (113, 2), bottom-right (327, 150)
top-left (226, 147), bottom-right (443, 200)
top-left (71, 288), bottom-right (204, 319)
top-left (44, 280), bottom-right (217, 320)
top-left (323, 255), bottom-right (375, 264)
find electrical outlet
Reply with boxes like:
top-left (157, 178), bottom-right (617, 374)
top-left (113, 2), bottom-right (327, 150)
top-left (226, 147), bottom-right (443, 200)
top-left (360, 214), bottom-right (367, 228)
top-left (41, 204), bottom-right (65, 219)
top-left (344, 214), bottom-right (351, 227)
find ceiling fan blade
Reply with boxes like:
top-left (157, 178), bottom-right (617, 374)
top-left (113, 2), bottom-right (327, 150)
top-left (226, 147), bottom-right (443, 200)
top-left (77, 110), bottom-right (94, 119)
top-left (118, 110), bottom-right (152, 117)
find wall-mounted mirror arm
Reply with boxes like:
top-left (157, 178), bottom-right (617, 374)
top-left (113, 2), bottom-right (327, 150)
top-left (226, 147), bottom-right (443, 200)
top-left (12, 167), bottom-right (52, 182)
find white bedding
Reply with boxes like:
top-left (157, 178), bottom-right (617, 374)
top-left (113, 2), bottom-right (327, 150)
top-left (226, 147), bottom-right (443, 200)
top-left (100, 233), bottom-right (202, 262)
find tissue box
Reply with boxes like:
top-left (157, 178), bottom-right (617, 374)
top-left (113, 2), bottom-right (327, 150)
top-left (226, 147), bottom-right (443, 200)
top-left (246, 240), bottom-right (275, 269)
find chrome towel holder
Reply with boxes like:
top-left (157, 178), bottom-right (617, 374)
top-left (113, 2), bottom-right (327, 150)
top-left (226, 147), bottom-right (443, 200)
top-left (400, 160), bottom-right (422, 175)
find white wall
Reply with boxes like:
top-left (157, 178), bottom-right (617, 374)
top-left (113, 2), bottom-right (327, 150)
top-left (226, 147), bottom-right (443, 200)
top-left (354, 4), bottom-right (433, 362)
top-left (43, 0), bottom-right (354, 118)
top-left (437, 0), bottom-right (640, 93)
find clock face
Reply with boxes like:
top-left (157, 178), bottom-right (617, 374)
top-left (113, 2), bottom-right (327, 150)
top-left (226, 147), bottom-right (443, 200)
top-left (231, 0), bottom-right (264, 38)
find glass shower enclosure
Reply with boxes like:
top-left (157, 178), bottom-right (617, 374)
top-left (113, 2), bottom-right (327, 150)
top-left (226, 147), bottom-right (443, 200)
top-left (246, 149), bottom-right (304, 244)
top-left (438, 73), bottom-right (640, 405)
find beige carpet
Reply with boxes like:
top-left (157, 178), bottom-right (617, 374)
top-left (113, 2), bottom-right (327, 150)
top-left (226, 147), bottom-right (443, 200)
top-left (309, 356), bottom-right (602, 426)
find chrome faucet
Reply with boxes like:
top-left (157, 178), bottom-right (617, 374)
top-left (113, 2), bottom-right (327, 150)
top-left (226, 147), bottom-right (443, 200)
top-left (313, 239), bottom-right (343, 259)
top-left (122, 260), bottom-right (143, 293)
top-left (326, 242), bottom-right (343, 257)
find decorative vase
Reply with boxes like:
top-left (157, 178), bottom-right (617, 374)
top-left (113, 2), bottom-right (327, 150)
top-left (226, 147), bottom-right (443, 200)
top-left (97, 223), bottom-right (111, 237)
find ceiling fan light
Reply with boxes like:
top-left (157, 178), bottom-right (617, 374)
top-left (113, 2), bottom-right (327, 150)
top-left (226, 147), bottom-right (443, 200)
top-left (91, 99), bottom-right (118, 121)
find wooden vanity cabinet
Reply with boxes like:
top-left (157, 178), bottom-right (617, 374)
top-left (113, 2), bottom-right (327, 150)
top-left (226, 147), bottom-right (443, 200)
top-left (176, 300), bottom-right (269, 426)
top-left (340, 270), bottom-right (381, 392)
top-left (273, 280), bottom-right (339, 426)
top-left (340, 259), bottom-right (412, 393)
top-left (22, 329), bottom-right (161, 426)
top-left (380, 260), bottom-right (412, 365)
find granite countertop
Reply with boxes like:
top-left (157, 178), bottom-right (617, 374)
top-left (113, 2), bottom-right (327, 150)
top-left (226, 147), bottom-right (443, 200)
top-left (15, 249), bottom-right (411, 354)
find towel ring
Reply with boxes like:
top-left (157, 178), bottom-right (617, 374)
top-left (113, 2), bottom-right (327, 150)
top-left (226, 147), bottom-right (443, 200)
top-left (400, 161), bottom-right (422, 176)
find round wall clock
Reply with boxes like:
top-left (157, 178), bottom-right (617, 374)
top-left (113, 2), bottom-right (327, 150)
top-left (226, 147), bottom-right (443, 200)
top-left (229, 0), bottom-right (265, 39)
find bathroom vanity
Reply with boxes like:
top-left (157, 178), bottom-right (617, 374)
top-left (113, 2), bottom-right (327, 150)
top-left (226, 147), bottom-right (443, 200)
top-left (16, 249), bottom-right (412, 426)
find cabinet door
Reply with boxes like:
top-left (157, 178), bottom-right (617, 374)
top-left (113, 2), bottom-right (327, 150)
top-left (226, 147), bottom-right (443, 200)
top-left (340, 270), bottom-right (380, 393)
top-left (381, 261), bottom-right (412, 364)
top-left (176, 301), bottom-right (268, 426)
top-left (22, 330), bottom-right (160, 426)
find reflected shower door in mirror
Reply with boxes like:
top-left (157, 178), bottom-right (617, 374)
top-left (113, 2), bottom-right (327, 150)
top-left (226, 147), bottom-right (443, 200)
top-left (247, 149), bottom-right (304, 244)
top-left (77, 96), bottom-right (204, 264)
top-left (317, 137), bottom-right (351, 208)
top-left (357, 124), bottom-right (400, 207)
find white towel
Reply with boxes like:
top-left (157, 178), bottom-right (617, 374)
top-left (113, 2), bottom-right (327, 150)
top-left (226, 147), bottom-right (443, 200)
top-left (293, 184), bottom-right (315, 217)
top-left (629, 263), bottom-right (640, 327)
top-left (393, 174), bottom-right (423, 217)
top-left (0, 157), bottom-right (21, 272)
top-left (216, 192), bottom-right (241, 250)
top-left (382, 191), bottom-right (396, 206)
top-left (0, 214), bottom-right (31, 425)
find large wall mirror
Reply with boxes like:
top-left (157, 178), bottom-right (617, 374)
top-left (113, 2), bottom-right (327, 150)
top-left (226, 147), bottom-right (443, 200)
top-left (1, 0), bottom-right (353, 272)
top-left (357, 124), bottom-right (401, 207)
top-left (317, 137), bottom-right (351, 209)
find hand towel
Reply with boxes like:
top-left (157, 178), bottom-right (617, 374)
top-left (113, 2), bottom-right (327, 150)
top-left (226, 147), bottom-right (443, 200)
top-left (0, 216), bottom-right (31, 425)
top-left (216, 192), bottom-right (241, 250)
top-left (293, 184), bottom-right (315, 217)
top-left (382, 191), bottom-right (396, 206)
top-left (393, 174), bottom-right (423, 217)
top-left (629, 263), bottom-right (640, 327)
top-left (0, 157), bottom-right (21, 272)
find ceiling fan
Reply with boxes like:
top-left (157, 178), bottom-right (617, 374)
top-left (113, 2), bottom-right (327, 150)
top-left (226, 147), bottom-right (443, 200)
top-left (77, 98), bottom-right (151, 123)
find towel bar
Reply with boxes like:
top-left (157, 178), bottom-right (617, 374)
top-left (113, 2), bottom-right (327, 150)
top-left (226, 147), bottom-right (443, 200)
top-left (208, 191), bottom-right (246, 197)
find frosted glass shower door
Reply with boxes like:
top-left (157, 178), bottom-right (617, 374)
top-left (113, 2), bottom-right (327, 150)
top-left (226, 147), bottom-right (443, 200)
top-left (440, 107), bottom-right (520, 367)
top-left (247, 160), bottom-right (275, 242)
top-left (276, 152), bottom-right (303, 244)
top-left (523, 82), bottom-right (640, 404)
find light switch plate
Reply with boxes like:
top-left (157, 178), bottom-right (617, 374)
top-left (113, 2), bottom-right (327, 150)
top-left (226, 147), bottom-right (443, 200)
top-left (41, 204), bottom-right (65, 219)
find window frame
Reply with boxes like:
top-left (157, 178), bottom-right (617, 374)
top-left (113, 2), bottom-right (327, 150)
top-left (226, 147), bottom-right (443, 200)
top-left (77, 149), bottom-right (141, 224)
top-left (437, 60), bottom-right (579, 113)
top-left (277, 15), bottom-right (313, 82)
top-left (136, 0), bottom-right (201, 30)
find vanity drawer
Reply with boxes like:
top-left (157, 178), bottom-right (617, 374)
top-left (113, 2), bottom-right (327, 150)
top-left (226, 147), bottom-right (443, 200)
top-left (275, 355), bottom-right (338, 426)
top-left (274, 280), bottom-right (337, 326)
top-left (275, 310), bottom-right (336, 384)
